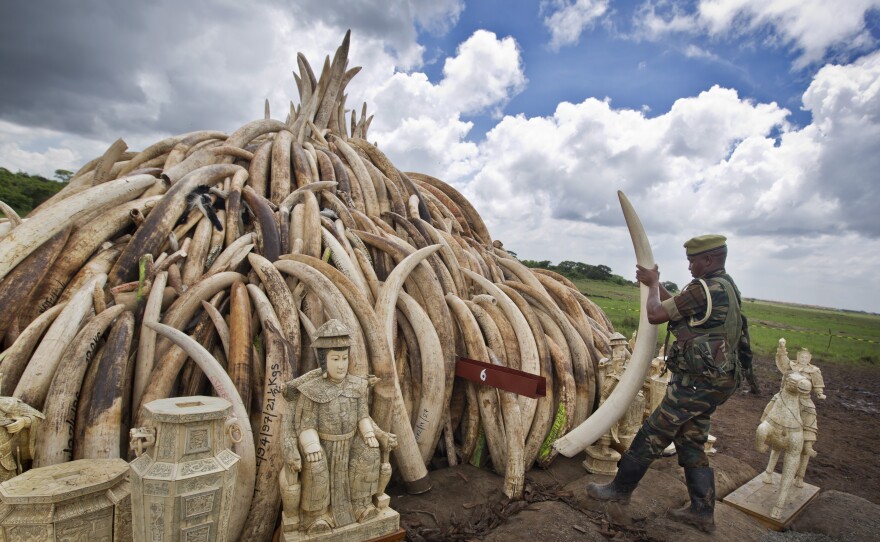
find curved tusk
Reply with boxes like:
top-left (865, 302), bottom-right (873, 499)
top-left (0, 303), bottom-right (67, 396)
top-left (132, 271), bottom-right (168, 415)
top-left (0, 175), bottom-right (156, 283)
top-left (0, 200), bottom-right (22, 228)
top-left (34, 304), bottom-right (127, 467)
top-left (14, 275), bottom-right (107, 410)
top-left (79, 311), bottom-right (135, 460)
top-left (461, 268), bottom-right (540, 436)
top-left (374, 244), bottom-right (441, 360)
top-left (146, 322), bottom-right (254, 542)
top-left (553, 191), bottom-right (658, 456)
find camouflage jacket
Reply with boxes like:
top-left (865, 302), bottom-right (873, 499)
top-left (663, 269), bottom-right (744, 378)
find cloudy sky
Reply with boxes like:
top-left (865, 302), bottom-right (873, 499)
top-left (2, 1), bottom-right (879, 313)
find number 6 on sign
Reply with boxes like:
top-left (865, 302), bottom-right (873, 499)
top-left (455, 357), bottom-right (546, 398)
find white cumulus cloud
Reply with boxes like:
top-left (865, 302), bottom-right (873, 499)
top-left (366, 30), bottom-right (526, 181)
top-left (543, 0), bottom-right (610, 50)
top-left (634, 0), bottom-right (880, 68)
top-left (449, 50), bottom-right (880, 311)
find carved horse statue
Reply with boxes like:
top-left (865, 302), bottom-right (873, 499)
top-left (755, 372), bottom-right (812, 518)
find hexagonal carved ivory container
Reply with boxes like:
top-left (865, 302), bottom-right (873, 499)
top-left (0, 457), bottom-right (132, 541)
top-left (129, 396), bottom-right (240, 542)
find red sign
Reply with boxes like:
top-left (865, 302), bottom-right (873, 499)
top-left (455, 357), bottom-right (546, 398)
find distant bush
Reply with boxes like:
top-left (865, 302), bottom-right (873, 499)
top-left (662, 281), bottom-right (679, 293)
top-left (519, 257), bottom-right (631, 286)
top-left (0, 167), bottom-right (66, 216)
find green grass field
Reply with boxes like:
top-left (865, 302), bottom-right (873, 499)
top-left (573, 278), bottom-right (880, 365)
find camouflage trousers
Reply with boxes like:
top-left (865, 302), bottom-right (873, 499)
top-left (625, 372), bottom-right (738, 468)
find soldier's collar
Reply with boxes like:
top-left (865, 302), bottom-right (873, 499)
top-left (702, 268), bottom-right (726, 278)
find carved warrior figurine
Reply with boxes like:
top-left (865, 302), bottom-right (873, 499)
top-left (776, 338), bottom-right (826, 399)
top-left (0, 379), bottom-right (44, 482)
top-left (756, 372), bottom-right (818, 519)
top-left (280, 319), bottom-right (398, 537)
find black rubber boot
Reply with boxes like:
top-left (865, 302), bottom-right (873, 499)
top-left (669, 466), bottom-right (716, 532)
top-left (586, 454), bottom-right (649, 504)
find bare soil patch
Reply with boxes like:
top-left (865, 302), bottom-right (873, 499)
top-left (389, 354), bottom-right (880, 540)
top-left (711, 354), bottom-right (880, 504)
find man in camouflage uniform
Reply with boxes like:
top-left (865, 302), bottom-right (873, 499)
top-left (588, 234), bottom-right (748, 533)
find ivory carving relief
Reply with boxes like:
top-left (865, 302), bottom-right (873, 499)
top-left (129, 396), bottom-right (240, 542)
top-left (279, 319), bottom-right (400, 541)
top-left (0, 388), bottom-right (44, 482)
top-left (0, 458), bottom-right (131, 541)
top-left (753, 338), bottom-right (824, 519)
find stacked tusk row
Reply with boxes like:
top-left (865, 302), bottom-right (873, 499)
top-left (0, 33), bottom-right (650, 542)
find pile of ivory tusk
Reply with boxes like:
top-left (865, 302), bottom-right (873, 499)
top-left (0, 32), bottom-right (650, 542)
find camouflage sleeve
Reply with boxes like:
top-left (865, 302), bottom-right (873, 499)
top-left (661, 297), bottom-right (681, 320)
top-left (672, 279), bottom-right (710, 319)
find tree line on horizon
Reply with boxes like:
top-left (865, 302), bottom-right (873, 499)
top-left (514, 253), bottom-right (679, 293)
top-left (0, 167), bottom-right (69, 215)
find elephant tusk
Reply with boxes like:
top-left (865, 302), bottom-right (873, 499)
top-left (0, 175), bottom-right (155, 283)
top-left (146, 321), bottom-right (254, 542)
top-left (553, 191), bottom-right (658, 457)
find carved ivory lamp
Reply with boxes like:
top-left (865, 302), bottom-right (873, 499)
top-left (0, 458), bottom-right (132, 540)
top-left (583, 332), bottom-right (631, 474)
top-left (129, 396), bottom-right (241, 542)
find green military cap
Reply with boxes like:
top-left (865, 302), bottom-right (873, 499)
top-left (684, 234), bottom-right (727, 256)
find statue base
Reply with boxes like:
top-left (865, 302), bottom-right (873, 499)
top-left (722, 472), bottom-right (819, 531)
top-left (582, 445), bottom-right (620, 475)
top-left (283, 507), bottom-right (400, 542)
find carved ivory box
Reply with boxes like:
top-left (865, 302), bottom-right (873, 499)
top-left (129, 396), bottom-right (239, 542)
top-left (0, 458), bottom-right (132, 541)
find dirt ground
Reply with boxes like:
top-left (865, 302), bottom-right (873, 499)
top-left (389, 355), bottom-right (880, 541)
top-left (712, 354), bottom-right (880, 504)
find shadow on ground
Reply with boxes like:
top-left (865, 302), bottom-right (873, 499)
top-left (389, 453), bottom-right (878, 541)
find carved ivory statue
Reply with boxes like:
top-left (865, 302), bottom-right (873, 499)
top-left (583, 355), bottom-right (623, 473)
top-left (776, 338), bottom-right (826, 399)
top-left (279, 319), bottom-right (397, 536)
top-left (0, 378), bottom-right (43, 482)
top-left (584, 333), bottom-right (636, 473)
top-left (756, 372), bottom-right (818, 519)
top-left (643, 345), bottom-right (668, 419)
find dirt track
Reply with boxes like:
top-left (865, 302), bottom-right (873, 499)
top-left (390, 354), bottom-right (880, 540)
top-left (711, 354), bottom-right (880, 504)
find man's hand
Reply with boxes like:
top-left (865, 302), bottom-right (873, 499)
top-left (365, 434), bottom-right (379, 448)
top-left (306, 450), bottom-right (323, 463)
top-left (636, 264), bottom-right (660, 287)
top-left (636, 264), bottom-right (671, 324)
